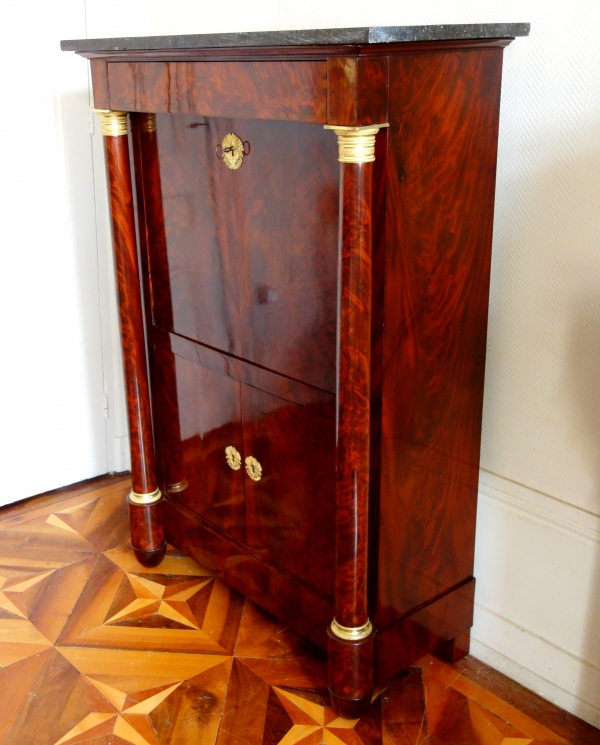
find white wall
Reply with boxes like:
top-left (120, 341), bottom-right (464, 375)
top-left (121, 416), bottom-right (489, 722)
top-left (0, 0), bottom-right (111, 502)
top-left (4, 0), bottom-right (600, 728)
top-left (471, 1), bottom-right (600, 727)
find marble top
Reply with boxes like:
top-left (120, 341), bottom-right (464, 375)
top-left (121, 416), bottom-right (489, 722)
top-left (61, 24), bottom-right (530, 53)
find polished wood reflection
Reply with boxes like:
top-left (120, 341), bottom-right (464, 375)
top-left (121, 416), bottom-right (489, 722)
top-left (102, 121), bottom-right (166, 567)
top-left (140, 114), bottom-right (339, 393)
top-left (94, 35), bottom-right (519, 714)
top-left (103, 132), bottom-right (157, 497)
top-left (108, 60), bottom-right (328, 122)
top-left (240, 384), bottom-right (336, 594)
top-left (152, 337), bottom-right (336, 599)
top-left (377, 48), bottom-right (505, 626)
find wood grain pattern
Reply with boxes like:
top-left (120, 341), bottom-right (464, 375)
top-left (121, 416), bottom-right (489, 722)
top-left (108, 60), bottom-right (328, 122)
top-left (160, 330), bottom-right (333, 406)
top-left (164, 497), bottom-right (334, 649)
top-left (150, 334), bottom-right (336, 597)
top-left (154, 341), bottom-right (247, 544)
top-left (419, 655), bottom-right (569, 744)
top-left (327, 156), bottom-right (376, 713)
top-left (327, 57), bottom-right (389, 126)
top-left (0, 479), bottom-right (586, 744)
top-left (58, 543), bottom-right (245, 656)
top-left (367, 129), bottom-right (388, 615)
top-left (375, 579), bottom-right (475, 684)
top-left (129, 112), bottom-right (171, 337)
top-left (240, 384), bottom-right (336, 595)
top-left (151, 344), bottom-right (185, 496)
top-left (95, 39), bottom-right (517, 715)
top-left (103, 133), bottom-right (157, 497)
top-left (334, 161), bottom-right (373, 631)
top-left (327, 626), bottom-right (375, 718)
top-left (90, 59), bottom-right (110, 109)
top-left (127, 498), bottom-right (166, 567)
top-left (103, 128), bottom-right (166, 567)
top-left (145, 114), bottom-right (339, 393)
top-left (376, 48), bottom-right (504, 625)
top-left (129, 112), bottom-right (178, 502)
top-left (454, 655), bottom-right (600, 745)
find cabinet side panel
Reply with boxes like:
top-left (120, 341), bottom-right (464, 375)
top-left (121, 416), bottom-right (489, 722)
top-left (378, 49), bottom-right (503, 625)
top-left (375, 578), bottom-right (475, 683)
top-left (90, 59), bottom-right (110, 109)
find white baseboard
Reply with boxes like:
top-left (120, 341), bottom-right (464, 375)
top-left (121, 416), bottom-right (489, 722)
top-left (479, 470), bottom-right (600, 548)
top-left (471, 604), bottom-right (600, 728)
top-left (473, 470), bottom-right (600, 729)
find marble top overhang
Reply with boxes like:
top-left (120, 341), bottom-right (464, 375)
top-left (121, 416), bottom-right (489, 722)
top-left (61, 24), bottom-right (530, 53)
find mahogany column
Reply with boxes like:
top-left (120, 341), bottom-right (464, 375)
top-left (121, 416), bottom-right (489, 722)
top-left (96, 109), bottom-right (166, 567)
top-left (130, 112), bottom-right (188, 499)
top-left (325, 125), bottom-right (385, 717)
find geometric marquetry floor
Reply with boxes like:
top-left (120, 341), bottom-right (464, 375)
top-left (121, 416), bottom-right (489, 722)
top-left (0, 477), bottom-right (593, 745)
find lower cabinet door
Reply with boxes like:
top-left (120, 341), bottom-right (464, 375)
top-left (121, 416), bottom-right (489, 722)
top-left (154, 339), bottom-right (336, 598)
top-left (154, 344), bottom-right (247, 543)
top-left (240, 383), bottom-right (336, 597)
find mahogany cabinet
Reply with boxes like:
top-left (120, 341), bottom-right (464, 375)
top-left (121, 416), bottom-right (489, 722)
top-left (63, 23), bottom-right (529, 717)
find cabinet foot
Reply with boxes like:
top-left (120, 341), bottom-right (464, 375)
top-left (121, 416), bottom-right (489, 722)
top-left (436, 630), bottom-right (471, 663)
top-left (132, 541), bottom-right (167, 567)
top-left (327, 624), bottom-right (375, 717)
top-left (329, 691), bottom-right (372, 719)
top-left (127, 494), bottom-right (166, 568)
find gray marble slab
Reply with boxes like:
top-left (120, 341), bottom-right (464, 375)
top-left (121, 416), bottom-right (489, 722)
top-left (61, 24), bottom-right (530, 53)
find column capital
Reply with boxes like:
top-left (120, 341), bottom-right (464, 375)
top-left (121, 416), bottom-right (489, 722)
top-left (93, 109), bottom-right (128, 137)
top-left (139, 112), bottom-right (157, 133)
top-left (324, 123), bottom-right (389, 164)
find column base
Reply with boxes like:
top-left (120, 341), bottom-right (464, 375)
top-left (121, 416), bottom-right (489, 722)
top-left (132, 541), bottom-right (167, 567)
top-left (328, 690), bottom-right (372, 719)
top-left (127, 493), bottom-right (166, 568)
top-left (327, 623), bottom-right (375, 717)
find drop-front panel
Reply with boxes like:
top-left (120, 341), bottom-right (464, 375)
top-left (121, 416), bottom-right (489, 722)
top-left (146, 114), bottom-right (339, 392)
top-left (64, 23), bottom-right (529, 716)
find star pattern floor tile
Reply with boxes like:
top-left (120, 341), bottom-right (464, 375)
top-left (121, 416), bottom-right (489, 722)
top-left (0, 479), bottom-right (583, 744)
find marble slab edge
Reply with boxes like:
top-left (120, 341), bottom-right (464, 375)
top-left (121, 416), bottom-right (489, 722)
top-left (61, 23), bottom-right (530, 53)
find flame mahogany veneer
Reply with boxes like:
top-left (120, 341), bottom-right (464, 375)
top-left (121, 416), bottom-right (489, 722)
top-left (75, 30), bottom-right (523, 716)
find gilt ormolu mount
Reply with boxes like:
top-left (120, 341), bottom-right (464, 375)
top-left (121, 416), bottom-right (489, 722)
top-left (62, 23), bottom-right (529, 717)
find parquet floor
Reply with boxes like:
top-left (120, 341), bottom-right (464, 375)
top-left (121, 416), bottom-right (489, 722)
top-left (0, 477), bottom-right (596, 745)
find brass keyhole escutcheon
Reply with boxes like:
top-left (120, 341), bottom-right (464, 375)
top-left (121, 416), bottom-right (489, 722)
top-left (245, 456), bottom-right (262, 482)
top-left (225, 446), bottom-right (242, 471)
top-left (216, 132), bottom-right (249, 170)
